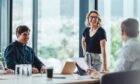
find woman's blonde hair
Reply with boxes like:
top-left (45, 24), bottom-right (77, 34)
top-left (85, 10), bottom-right (101, 27)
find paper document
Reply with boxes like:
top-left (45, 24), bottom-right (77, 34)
top-left (75, 58), bottom-right (88, 71)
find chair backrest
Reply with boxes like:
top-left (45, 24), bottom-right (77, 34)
top-left (101, 70), bottom-right (140, 84)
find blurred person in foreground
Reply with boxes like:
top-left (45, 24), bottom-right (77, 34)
top-left (87, 18), bottom-right (140, 79)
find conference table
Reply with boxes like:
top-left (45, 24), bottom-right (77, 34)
top-left (0, 74), bottom-right (100, 84)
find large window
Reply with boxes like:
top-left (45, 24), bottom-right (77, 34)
top-left (98, 0), bottom-right (140, 70)
top-left (0, 0), bottom-right (11, 64)
top-left (2, 0), bottom-right (140, 71)
top-left (12, 0), bottom-right (33, 47)
top-left (37, 0), bottom-right (79, 72)
top-left (0, 0), bottom-right (2, 62)
top-left (11, 0), bottom-right (79, 73)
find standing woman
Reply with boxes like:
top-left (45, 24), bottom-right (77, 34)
top-left (82, 10), bottom-right (108, 71)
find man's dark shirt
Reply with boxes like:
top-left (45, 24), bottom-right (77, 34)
top-left (4, 41), bottom-right (44, 70)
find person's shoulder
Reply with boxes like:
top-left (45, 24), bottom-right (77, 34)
top-left (26, 46), bottom-right (32, 49)
top-left (83, 27), bottom-right (90, 34)
top-left (99, 27), bottom-right (105, 32)
top-left (97, 27), bottom-right (106, 35)
top-left (25, 45), bottom-right (33, 51)
top-left (121, 41), bottom-right (139, 58)
top-left (5, 42), bottom-right (17, 50)
top-left (84, 27), bottom-right (90, 31)
top-left (125, 39), bottom-right (140, 48)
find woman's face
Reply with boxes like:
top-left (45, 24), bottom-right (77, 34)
top-left (88, 12), bottom-right (99, 27)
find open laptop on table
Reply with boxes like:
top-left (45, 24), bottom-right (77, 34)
top-left (61, 61), bottom-right (76, 74)
top-left (53, 61), bottom-right (76, 79)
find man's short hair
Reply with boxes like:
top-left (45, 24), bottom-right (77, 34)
top-left (121, 18), bottom-right (139, 37)
top-left (16, 25), bottom-right (30, 35)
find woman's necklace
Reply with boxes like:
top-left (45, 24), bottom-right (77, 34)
top-left (89, 27), bottom-right (98, 37)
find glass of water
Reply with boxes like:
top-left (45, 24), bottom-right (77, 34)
top-left (15, 64), bottom-right (32, 77)
top-left (15, 64), bottom-right (22, 76)
top-left (26, 64), bottom-right (32, 76)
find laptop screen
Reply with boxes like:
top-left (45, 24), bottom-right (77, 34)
top-left (61, 61), bottom-right (76, 74)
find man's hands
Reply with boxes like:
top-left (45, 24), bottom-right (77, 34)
top-left (40, 66), bottom-right (46, 74)
top-left (4, 69), bottom-right (14, 74)
top-left (32, 66), bottom-right (46, 74)
top-left (32, 67), bottom-right (39, 73)
top-left (1, 67), bottom-right (46, 75)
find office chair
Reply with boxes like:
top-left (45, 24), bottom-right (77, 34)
top-left (101, 70), bottom-right (140, 84)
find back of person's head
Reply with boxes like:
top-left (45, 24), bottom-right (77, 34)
top-left (16, 25), bottom-right (30, 36)
top-left (85, 10), bottom-right (101, 27)
top-left (121, 18), bottom-right (139, 37)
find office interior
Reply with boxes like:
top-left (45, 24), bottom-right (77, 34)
top-left (0, 0), bottom-right (140, 73)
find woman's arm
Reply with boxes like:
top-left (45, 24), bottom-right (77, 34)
top-left (81, 36), bottom-right (86, 56)
top-left (100, 39), bottom-right (108, 71)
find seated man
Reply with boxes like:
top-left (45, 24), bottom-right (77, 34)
top-left (87, 18), bottom-right (140, 78)
top-left (4, 25), bottom-right (45, 73)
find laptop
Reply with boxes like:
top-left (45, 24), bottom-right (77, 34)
top-left (61, 61), bottom-right (76, 75)
top-left (53, 61), bottom-right (76, 79)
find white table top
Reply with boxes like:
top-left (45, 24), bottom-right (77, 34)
top-left (0, 74), bottom-right (99, 84)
